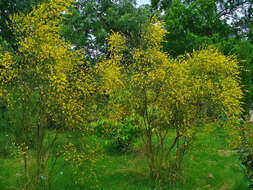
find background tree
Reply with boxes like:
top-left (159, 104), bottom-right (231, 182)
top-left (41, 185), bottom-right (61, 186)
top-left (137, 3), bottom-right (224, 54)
top-left (216, 0), bottom-right (253, 37)
top-left (152, 0), bottom-right (253, 35)
top-left (0, 0), bottom-right (45, 48)
top-left (61, 0), bottom-right (150, 62)
top-left (151, 0), bottom-right (253, 115)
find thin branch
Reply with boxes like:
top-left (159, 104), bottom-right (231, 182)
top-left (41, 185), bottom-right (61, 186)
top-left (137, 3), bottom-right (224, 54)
top-left (165, 130), bottom-right (182, 164)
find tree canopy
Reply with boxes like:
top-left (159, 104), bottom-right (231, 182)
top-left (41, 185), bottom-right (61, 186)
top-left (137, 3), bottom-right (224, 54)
top-left (0, 0), bottom-right (45, 48)
top-left (61, 0), bottom-right (150, 62)
top-left (151, 0), bottom-right (253, 114)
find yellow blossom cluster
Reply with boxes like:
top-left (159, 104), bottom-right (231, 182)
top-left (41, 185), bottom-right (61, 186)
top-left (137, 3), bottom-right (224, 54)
top-left (99, 17), bottom-right (243, 176)
top-left (100, 17), bottom-right (243, 133)
top-left (0, 1), bottom-right (101, 187)
top-left (0, 0), bottom-right (97, 131)
top-left (95, 32), bottom-right (126, 95)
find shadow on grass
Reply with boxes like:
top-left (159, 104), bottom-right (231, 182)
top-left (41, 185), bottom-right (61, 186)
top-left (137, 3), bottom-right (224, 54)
top-left (97, 170), bottom-right (156, 190)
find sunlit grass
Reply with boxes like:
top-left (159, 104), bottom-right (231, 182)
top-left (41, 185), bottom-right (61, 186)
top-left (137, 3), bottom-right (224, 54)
top-left (0, 123), bottom-right (248, 189)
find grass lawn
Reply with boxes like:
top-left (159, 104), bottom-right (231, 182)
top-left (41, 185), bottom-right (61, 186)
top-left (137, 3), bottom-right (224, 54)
top-left (0, 124), bottom-right (248, 190)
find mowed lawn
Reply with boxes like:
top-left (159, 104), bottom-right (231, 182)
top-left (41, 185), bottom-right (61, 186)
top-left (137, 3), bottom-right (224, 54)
top-left (0, 124), bottom-right (248, 190)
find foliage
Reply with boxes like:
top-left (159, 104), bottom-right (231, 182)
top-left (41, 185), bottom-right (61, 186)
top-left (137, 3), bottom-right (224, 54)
top-left (230, 41), bottom-right (253, 115)
top-left (162, 0), bottom-right (230, 57)
top-left (152, 0), bottom-right (253, 38)
top-left (152, 0), bottom-right (253, 115)
top-left (59, 134), bottom-right (101, 188)
top-left (0, 0), bottom-right (248, 188)
top-left (92, 116), bottom-right (140, 153)
top-left (99, 17), bottom-right (243, 179)
top-left (238, 119), bottom-right (253, 189)
top-left (216, 0), bottom-right (253, 37)
top-left (0, 0), bottom-right (45, 48)
top-left (61, 0), bottom-right (150, 62)
top-left (0, 0), bottom-right (97, 189)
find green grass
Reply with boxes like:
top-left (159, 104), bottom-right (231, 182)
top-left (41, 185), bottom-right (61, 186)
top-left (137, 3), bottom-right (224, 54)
top-left (0, 124), bottom-right (248, 190)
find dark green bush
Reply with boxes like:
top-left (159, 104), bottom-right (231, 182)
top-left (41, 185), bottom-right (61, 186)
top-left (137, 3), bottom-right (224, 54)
top-left (92, 116), bottom-right (140, 153)
top-left (238, 120), bottom-right (253, 189)
top-left (231, 41), bottom-right (253, 116)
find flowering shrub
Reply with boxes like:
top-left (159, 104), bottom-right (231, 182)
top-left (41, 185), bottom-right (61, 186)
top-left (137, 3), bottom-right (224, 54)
top-left (0, 0), bottom-right (97, 188)
top-left (99, 17), bottom-right (243, 179)
top-left (92, 116), bottom-right (140, 153)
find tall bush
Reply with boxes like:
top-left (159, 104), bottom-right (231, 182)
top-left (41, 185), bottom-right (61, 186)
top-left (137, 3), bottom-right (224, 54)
top-left (99, 18), bottom-right (243, 179)
top-left (0, 0), bottom-right (96, 189)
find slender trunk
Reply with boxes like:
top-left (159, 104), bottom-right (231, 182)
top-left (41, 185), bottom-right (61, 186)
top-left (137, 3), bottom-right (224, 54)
top-left (146, 127), bottom-right (155, 177)
top-left (21, 95), bottom-right (29, 189)
top-left (165, 130), bottom-right (181, 165)
top-left (36, 120), bottom-right (41, 186)
top-left (23, 154), bottom-right (28, 190)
